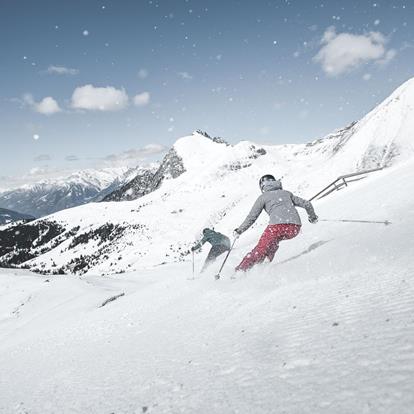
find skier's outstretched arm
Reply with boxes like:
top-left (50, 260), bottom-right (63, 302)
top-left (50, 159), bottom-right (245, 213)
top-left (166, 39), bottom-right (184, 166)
top-left (236, 196), bottom-right (265, 234)
top-left (192, 236), bottom-right (207, 251)
top-left (291, 194), bottom-right (318, 223)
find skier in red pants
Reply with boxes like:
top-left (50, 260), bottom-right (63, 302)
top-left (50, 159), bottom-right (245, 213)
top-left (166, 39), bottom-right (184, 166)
top-left (234, 175), bottom-right (318, 272)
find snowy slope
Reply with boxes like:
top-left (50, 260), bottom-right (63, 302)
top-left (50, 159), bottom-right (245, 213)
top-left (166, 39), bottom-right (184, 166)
top-left (306, 77), bottom-right (414, 173)
top-left (1, 78), bottom-right (414, 275)
top-left (0, 157), bottom-right (413, 413)
top-left (0, 167), bottom-right (129, 217)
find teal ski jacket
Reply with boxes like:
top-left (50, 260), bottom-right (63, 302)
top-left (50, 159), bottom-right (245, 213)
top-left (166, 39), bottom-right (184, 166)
top-left (192, 229), bottom-right (230, 251)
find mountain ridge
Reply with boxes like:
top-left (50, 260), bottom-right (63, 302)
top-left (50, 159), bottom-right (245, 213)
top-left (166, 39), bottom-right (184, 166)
top-left (0, 167), bottom-right (134, 217)
top-left (0, 207), bottom-right (35, 225)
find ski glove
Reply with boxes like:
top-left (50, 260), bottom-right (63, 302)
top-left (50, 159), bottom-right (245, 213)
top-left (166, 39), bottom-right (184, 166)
top-left (308, 215), bottom-right (318, 224)
top-left (191, 246), bottom-right (197, 251)
top-left (233, 228), bottom-right (241, 238)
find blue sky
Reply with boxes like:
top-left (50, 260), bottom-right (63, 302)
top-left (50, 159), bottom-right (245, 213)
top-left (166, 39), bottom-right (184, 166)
top-left (1, 0), bottom-right (413, 188)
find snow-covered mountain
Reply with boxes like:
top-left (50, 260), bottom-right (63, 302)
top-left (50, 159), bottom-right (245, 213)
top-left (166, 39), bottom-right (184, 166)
top-left (102, 151), bottom-right (179, 202)
top-left (94, 164), bottom-right (159, 202)
top-left (0, 207), bottom-right (34, 225)
top-left (0, 167), bottom-right (130, 218)
top-left (1, 77), bottom-right (413, 275)
top-left (102, 132), bottom-right (226, 202)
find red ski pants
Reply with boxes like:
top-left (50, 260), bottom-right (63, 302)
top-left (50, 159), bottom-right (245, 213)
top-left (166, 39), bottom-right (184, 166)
top-left (235, 224), bottom-right (301, 272)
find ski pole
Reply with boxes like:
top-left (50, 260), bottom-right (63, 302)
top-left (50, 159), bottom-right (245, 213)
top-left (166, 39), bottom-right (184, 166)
top-left (320, 219), bottom-right (391, 225)
top-left (192, 250), bottom-right (195, 280)
top-left (215, 237), bottom-right (238, 280)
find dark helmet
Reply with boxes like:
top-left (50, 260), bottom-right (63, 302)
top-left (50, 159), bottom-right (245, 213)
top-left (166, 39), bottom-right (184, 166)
top-left (259, 174), bottom-right (276, 191)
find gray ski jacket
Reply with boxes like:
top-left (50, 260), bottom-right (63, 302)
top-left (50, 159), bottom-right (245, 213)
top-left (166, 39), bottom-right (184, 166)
top-left (237, 180), bottom-right (317, 234)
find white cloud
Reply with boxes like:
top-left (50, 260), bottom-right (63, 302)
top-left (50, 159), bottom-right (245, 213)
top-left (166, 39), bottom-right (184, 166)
top-left (104, 144), bottom-right (167, 163)
top-left (29, 167), bottom-right (49, 176)
top-left (71, 84), bottom-right (129, 111)
top-left (23, 94), bottom-right (62, 115)
top-left (65, 155), bottom-right (79, 162)
top-left (377, 49), bottom-right (397, 65)
top-left (35, 97), bottom-right (62, 115)
top-left (46, 65), bottom-right (79, 75)
top-left (23, 93), bottom-right (35, 106)
top-left (133, 91), bottom-right (150, 106)
top-left (313, 26), bottom-right (396, 76)
top-left (34, 154), bottom-right (52, 162)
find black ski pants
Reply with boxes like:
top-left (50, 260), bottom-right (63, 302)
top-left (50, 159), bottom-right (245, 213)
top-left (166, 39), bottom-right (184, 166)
top-left (201, 244), bottom-right (230, 272)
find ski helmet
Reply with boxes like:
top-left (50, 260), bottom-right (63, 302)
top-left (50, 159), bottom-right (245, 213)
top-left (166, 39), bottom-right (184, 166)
top-left (259, 174), bottom-right (276, 191)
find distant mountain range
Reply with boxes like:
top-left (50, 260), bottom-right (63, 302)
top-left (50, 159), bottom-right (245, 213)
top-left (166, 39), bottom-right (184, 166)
top-left (0, 208), bottom-right (34, 225)
top-left (0, 167), bottom-right (138, 218)
top-left (0, 132), bottom-right (224, 216)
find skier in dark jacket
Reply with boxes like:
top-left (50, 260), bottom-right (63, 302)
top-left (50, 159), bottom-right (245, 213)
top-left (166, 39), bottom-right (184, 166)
top-left (234, 174), bottom-right (318, 272)
top-left (191, 228), bottom-right (231, 272)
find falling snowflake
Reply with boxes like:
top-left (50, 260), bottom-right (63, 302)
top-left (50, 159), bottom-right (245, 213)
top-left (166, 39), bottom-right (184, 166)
top-left (33, 134), bottom-right (40, 140)
top-left (138, 69), bottom-right (148, 79)
top-left (83, 30), bottom-right (89, 36)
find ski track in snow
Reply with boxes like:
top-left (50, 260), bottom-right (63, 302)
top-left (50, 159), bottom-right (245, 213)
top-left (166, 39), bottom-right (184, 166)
top-left (0, 263), bottom-right (413, 414)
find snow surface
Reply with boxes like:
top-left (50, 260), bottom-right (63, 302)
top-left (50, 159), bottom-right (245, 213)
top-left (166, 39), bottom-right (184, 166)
top-left (1, 157), bottom-right (413, 413)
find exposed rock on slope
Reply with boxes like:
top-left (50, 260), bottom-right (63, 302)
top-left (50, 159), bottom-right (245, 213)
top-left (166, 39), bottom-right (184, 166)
top-left (103, 148), bottom-right (185, 202)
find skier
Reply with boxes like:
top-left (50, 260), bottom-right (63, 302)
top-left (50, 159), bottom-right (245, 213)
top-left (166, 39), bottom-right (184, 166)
top-left (191, 228), bottom-right (231, 272)
top-left (233, 174), bottom-right (318, 272)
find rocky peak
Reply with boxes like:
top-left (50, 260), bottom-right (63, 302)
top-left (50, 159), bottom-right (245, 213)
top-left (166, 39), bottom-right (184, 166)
top-left (193, 130), bottom-right (230, 146)
top-left (103, 147), bottom-right (185, 202)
